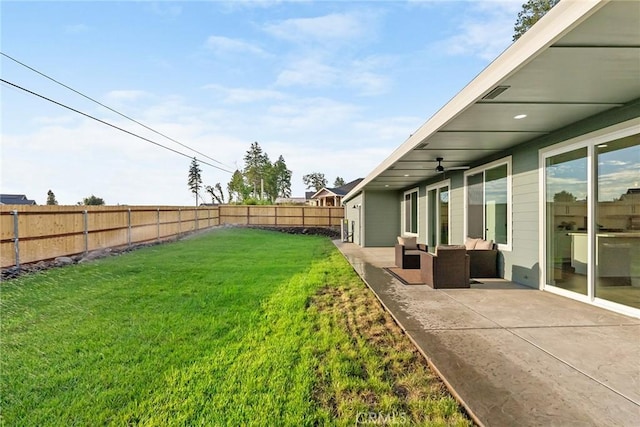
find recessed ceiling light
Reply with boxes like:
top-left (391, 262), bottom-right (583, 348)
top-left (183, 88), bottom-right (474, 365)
top-left (514, 114), bottom-right (527, 119)
top-left (384, 184), bottom-right (389, 187)
top-left (598, 144), bottom-right (608, 148)
top-left (403, 174), bottom-right (410, 177)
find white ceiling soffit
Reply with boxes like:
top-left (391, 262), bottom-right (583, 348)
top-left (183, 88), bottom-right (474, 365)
top-left (346, 0), bottom-right (640, 196)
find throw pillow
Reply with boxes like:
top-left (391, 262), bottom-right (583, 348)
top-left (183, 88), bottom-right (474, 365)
top-left (397, 236), bottom-right (418, 250)
top-left (475, 239), bottom-right (494, 250)
top-left (465, 237), bottom-right (481, 250)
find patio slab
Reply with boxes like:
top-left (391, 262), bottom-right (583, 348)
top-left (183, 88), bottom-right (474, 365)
top-left (334, 241), bottom-right (640, 427)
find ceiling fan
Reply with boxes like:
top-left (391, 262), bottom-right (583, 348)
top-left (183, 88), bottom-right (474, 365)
top-left (435, 157), bottom-right (470, 173)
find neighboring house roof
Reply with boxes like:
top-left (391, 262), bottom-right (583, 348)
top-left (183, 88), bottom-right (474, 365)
top-left (311, 178), bottom-right (364, 199)
top-left (304, 191), bottom-right (316, 200)
top-left (0, 194), bottom-right (37, 205)
top-left (344, 1), bottom-right (639, 202)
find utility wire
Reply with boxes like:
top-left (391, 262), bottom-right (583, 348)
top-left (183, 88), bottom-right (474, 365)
top-left (1, 78), bottom-right (234, 173)
top-left (0, 51), bottom-right (232, 169)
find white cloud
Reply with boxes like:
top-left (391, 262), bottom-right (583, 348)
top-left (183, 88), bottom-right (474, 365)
top-left (275, 57), bottom-right (339, 87)
top-left (205, 35), bottom-right (267, 56)
top-left (149, 3), bottom-right (182, 18)
top-left (274, 54), bottom-right (393, 96)
top-left (434, 1), bottom-right (521, 61)
top-left (264, 11), bottom-right (376, 46)
top-left (202, 84), bottom-right (285, 104)
top-left (104, 90), bottom-right (150, 103)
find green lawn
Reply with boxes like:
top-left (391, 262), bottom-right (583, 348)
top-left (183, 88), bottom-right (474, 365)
top-left (1, 228), bottom-right (470, 426)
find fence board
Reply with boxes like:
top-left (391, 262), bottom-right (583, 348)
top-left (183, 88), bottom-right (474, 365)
top-left (0, 205), bottom-right (343, 267)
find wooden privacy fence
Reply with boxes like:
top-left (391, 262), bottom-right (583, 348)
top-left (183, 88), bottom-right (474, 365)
top-left (0, 205), bottom-right (344, 268)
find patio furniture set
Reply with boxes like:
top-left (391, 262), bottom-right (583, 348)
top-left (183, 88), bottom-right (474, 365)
top-left (394, 236), bottom-right (498, 288)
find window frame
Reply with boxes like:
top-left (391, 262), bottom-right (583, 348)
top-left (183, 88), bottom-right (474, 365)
top-left (538, 119), bottom-right (640, 318)
top-left (463, 156), bottom-right (512, 251)
top-left (402, 187), bottom-right (419, 237)
top-left (426, 180), bottom-right (451, 248)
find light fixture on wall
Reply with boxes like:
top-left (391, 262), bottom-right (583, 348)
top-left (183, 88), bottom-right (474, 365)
top-left (514, 114), bottom-right (527, 119)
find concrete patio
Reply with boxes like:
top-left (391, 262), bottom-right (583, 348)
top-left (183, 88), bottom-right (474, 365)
top-left (334, 241), bottom-right (640, 427)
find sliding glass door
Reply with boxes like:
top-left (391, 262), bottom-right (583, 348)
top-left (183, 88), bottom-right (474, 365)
top-left (595, 136), bottom-right (640, 309)
top-left (543, 128), bottom-right (639, 312)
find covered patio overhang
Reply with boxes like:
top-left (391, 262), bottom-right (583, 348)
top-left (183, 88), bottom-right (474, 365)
top-left (344, 0), bottom-right (640, 198)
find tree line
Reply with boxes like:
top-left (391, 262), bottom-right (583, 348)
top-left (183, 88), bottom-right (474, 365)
top-left (188, 141), bottom-right (348, 205)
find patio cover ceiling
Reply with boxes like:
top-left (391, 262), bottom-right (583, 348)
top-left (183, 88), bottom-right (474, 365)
top-left (345, 0), bottom-right (640, 197)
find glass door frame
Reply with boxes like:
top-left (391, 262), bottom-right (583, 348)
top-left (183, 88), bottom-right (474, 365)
top-left (426, 180), bottom-right (451, 251)
top-left (539, 119), bottom-right (640, 318)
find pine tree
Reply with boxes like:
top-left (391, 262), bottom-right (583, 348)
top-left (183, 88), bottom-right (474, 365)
top-left (513, 0), bottom-right (560, 41)
top-left (273, 155), bottom-right (292, 198)
top-left (243, 142), bottom-right (270, 199)
top-left (333, 177), bottom-right (346, 187)
top-left (303, 173), bottom-right (327, 192)
top-left (187, 157), bottom-right (203, 206)
top-left (46, 190), bottom-right (58, 205)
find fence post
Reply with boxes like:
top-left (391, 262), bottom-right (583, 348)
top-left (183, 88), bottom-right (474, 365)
top-left (157, 208), bottom-right (160, 241)
top-left (178, 208), bottom-right (182, 238)
top-left (195, 207), bottom-right (199, 230)
top-left (127, 208), bottom-right (132, 248)
top-left (83, 210), bottom-right (89, 255)
top-left (11, 210), bottom-right (20, 268)
top-left (302, 207), bottom-right (305, 226)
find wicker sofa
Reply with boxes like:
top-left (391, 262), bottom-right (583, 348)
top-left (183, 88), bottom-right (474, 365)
top-left (465, 237), bottom-right (498, 278)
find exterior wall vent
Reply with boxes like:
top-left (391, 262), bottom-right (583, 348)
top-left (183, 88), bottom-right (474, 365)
top-left (482, 85), bottom-right (510, 100)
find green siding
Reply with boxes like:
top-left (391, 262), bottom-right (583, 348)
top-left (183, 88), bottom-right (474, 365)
top-left (344, 193), bottom-right (363, 245)
top-left (363, 191), bottom-right (401, 247)
top-left (502, 100), bottom-right (640, 287)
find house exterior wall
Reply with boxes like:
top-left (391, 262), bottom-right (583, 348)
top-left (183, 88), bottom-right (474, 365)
top-left (389, 99), bottom-right (640, 289)
top-left (344, 193), bottom-right (363, 246)
top-left (502, 99), bottom-right (640, 288)
top-left (364, 191), bottom-right (401, 247)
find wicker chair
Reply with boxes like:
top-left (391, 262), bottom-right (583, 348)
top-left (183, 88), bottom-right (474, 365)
top-left (420, 245), bottom-right (470, 289)
top-left (395, 242), bottom-right (428, 269)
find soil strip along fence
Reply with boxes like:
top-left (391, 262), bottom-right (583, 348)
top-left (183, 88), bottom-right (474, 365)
top-left (0, 205), bottom-right (344, 268)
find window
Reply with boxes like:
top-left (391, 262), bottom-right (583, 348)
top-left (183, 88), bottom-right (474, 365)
top-left (403, 188), bottom-right (418, 235)
top-left (465, 158), bottom-right (511, 248)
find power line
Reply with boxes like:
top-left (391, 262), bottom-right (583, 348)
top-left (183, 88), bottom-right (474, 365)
top-left (0, 51), bottom-right (233, 169)
top-left (1, 78), bottom-right (234, 173)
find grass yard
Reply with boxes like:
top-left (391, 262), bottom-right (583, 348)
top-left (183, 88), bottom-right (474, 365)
top-left (1, 228), bottom-right (471, 426)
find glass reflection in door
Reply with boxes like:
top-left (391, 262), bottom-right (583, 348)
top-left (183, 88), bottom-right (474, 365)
top-left (595, 135), bottom-right (640, 308)
top-left (545, 148), bottom-right (588, 295)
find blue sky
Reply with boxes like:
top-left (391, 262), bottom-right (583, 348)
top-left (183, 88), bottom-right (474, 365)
top-left (1, 0), bottom-right (522, 206)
